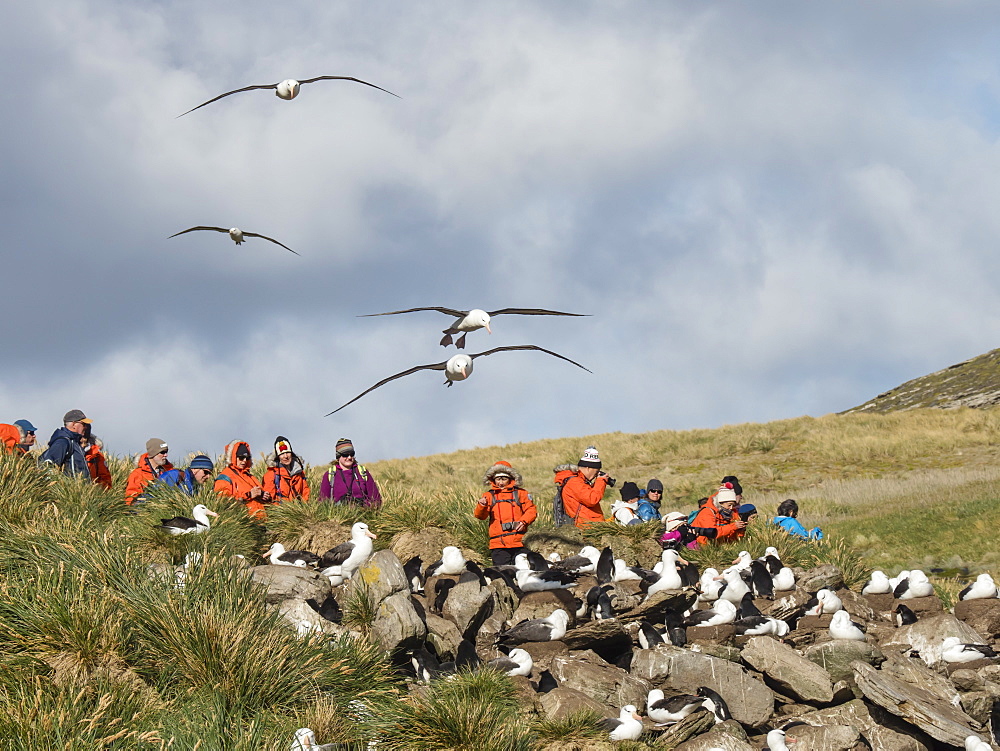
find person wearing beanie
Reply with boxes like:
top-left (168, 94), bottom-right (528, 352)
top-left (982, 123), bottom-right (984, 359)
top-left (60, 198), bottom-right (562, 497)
top-left (610, 481), bottom-right (642, 526)
top-left (215, 441), bottom-right (273, 519)
top-left (125, 437), bottom-right (174, 505)
top-left (473, 461), bottom-right (538, 565)
top-left (637, 479), bottom-right (664, 522)
top-left (158, 454), bottom-right (215, 496)
top-left (561, 446), bottom-right (614, 528)
top-left (689, 481), bottom-right (748, 545)
top-left (39, 409), bottom-right (93, 478)
top-left (721, 475), bottom-right (743, 499)
top-left (319, 438), bottom-right (382, 508)
top-left (80, 425), bottom-right (112, 490)
top-left (263, 435), bottom-right (310, 502)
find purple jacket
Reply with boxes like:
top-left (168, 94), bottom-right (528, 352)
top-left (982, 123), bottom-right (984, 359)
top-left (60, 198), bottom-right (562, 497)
top-left (320, 463), bottom-right (381, 508)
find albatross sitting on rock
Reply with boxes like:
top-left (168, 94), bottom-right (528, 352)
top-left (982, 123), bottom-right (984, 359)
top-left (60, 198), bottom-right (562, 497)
top-left (497, 609), bottom-right (570, 646)
top-left (265, 543), bottom-right (320, 568)
top-left (317, 522), bottom-right (377, 581)
top-left (599, 705), bottom-right (644, 742)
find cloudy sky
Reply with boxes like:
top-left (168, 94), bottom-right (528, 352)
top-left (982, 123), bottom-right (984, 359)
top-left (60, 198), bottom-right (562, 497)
top-left (3, 1), bottom-right (1000, 465)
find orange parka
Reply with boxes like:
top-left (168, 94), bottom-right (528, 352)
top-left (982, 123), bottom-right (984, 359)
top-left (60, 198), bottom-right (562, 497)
top-left (125, 453), bottom-right (174, 505)
top-left (474, 464), bottom-right (537, 550)
top-left (0, 424), bottom-right (21, 454)
top-left (85, 444), bottom-right (113, 490)
top-left (262, 454), bottom-right (310, 502)
top-left (560, 469), bottom-right (610, 528)
top-left (691, 492), bottom-right (745, 545)
top-left (214, 441), bottom-right (268, 519)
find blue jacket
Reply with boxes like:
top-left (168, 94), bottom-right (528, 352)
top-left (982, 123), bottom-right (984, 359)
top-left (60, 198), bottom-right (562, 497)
top-left (157, 468), bottom-right (199, 496)
top-left (636, 499), bottom-right (661, 522)
top-left (773, 515), bottom-right (823, 540)
top-left (40, 427), bottom-right (88, 477)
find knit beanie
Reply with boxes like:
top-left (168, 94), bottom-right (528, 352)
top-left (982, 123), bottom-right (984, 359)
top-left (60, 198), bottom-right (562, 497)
top-left (578, 446), bottom-right (601, 469)
top-left (715, 485), bottom-right (738, 504)
top-left (336, 438), bottom-right (354, 456)
top-left (274, 436), bottom-right (293, 456)
top-left (146, 438), bottom-right (168, 456)
top-left (189, 455), bottom-right (214, 471)
top-left (646, 478), bottom-right (664, 493)
top-left (620, 481), bottom-right (640, 502)
top-left (235, 443), bottom-right (252, 459)
top-left (721, 475), bottom-right (743, 496)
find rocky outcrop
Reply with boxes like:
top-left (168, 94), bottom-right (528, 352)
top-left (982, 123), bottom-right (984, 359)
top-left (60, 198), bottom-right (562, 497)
top-left (250, 564), bottom-right (331, 604)
top-left (549, 651), bottom-right (651, 708)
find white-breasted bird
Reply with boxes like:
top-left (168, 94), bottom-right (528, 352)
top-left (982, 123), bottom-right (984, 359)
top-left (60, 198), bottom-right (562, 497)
top-left (941, 637), bottom-right (999, 664)
top-left (829, 610), bottom-right (866, 641)
top-left (317, 522), bottom-right (377, 580)
top-left (599, 705), bottom-right (644, 741)
top-left (359, 306), bottom-right (589, 349)
top-left (718, 569), bottom-right (750, 605)
top-left (179, 75), bottom-right (399, 116)
top-left (684, 598), bottom-right (737, 627)
top-left (325, 346), bottom-right (591, 415)
top-left (960, 574), bottom-right (998, 601)
top-left (895, 570), bottom-right (934, 599)
top-left (862, 570), bottom-right (892, 595)
top-left (772, 567), bottom-right (796, 592)
top-left (805, 588), bottom-right (843, 615)
top-left (154, 504), bottom-right (218, 535)
top-left (169, 226), bottom-right (299, 255)
top-left (645, 689), bottom-right (704, 725)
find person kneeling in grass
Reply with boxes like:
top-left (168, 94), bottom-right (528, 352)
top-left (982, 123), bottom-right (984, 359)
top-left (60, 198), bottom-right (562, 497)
top-left (773, 498), bottom-right (823, 540)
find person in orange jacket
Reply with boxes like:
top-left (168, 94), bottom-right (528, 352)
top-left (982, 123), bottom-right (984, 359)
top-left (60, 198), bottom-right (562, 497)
top-left (214, 440), bottom-right (272, 519)
top-left (1, 419), bottom-right (37, 455)
top-left (125, 437), bottom-right (174, 505)
top-left (262, 435), bottom-right (310, 502)
top-left (690, 482), bottom-right (747, 545)
top-left (473, 461), bottom-right (538, 566)
top-left (561, 446), bottom-right (614, 528)
top-left (81, 427), bottom-right (113, 490)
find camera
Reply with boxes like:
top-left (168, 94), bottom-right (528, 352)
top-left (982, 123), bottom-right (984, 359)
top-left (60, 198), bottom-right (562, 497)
top-left (501, 522), bottom-right (517, 532)
top-left (599, 473), bottom-right (616, 487)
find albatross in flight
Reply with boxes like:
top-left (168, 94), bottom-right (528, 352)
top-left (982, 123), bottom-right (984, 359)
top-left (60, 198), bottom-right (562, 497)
top-left (359, 306), bottom-right (590, 348)
top-left (178, 75), bottom-right (399, 117)
top-left (324, 345), bottom-right (591, 415)
top-left (169, 226), bottom-right (299, 256)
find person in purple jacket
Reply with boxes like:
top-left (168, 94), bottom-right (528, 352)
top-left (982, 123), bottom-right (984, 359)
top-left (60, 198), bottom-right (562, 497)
top-left (319, 437), bottom-right (382, 508)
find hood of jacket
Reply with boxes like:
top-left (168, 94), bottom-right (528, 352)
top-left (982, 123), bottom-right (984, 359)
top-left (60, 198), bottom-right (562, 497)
top-left (224, 440), bottom-right (252, 468)
top-left (610, 499), bottom-right (638, 513)
top-left (483, 463), bottom-right (523, 487)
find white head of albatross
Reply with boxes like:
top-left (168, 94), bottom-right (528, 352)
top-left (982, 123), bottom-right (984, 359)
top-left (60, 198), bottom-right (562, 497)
top-left (276, 79), bottom-right (301, 100)
top-left (445, 354), bottom-right (473, 384)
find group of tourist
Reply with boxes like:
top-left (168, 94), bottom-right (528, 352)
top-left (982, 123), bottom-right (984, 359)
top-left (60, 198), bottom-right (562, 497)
top-left (0, 410), bottom-right (381, 520)
top-left (473, 445), bottom-right (823, 565)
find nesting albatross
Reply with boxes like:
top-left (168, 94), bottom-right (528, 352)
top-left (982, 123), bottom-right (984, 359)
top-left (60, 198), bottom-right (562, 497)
top-left (359, 306), bottom-right (589, 349)
top-left (154, 504), bottom-right (218, 535)
top-left (325, 346), bottom-right (591, 415)
top-left (497, 609), bottom-right (570, 646)
top-left (317, 522), bottom-right (377, 581)
top-left (169, 226), bottom-right (299, 255)
top-left (178, 75), bottom-right (399, 117)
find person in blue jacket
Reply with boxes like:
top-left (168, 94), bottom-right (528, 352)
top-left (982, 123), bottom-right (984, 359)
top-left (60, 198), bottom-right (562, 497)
top-left (772, 499), bottom-right (823, 540)
top-left (40, 409), bottom-right (91, 477)
top-left (158, 454), bottom-right (215, 496)
top-left (636, 479), bottom-right (664, 522)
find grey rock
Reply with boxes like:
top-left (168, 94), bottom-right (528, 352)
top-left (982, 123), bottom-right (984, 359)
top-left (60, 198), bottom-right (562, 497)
top-left (960, 690), bottom-right (995, 725)
top-left (441, 575), bottom-right (493, 637)
top-left (669, 719), bottom-right (751, 750)
top-left (740, 635), bottom-right (834, 704)
top-left (650, 709), bottom-right (717, 748)
top-left (955, 598), bottom-right (1000, 640)
top-left (797, 564), bottom-right (845, 591)
top-left (424, 612), bottom-right (464, 662)
top-left (795, 699), bottom-right (932, 751)
top-left (805, 639), bottom-right (885, 683)
top-left (877, 612), bottom-right (985, 667)
top-left (550, 651), bottom-right (651, 710)
top-left (560, 618), bottom-right (631, 653)
top-left (520, 641), bottom-right (570, 674)
top-left (879, 652), bottom-right (962, 704)
top-left (854, 660), bottom-right (983, 747)
top-left (951, 669), bottom-right (987, 692)
top-left (537, 686), bottom-right (608, 721)
top-left (488, 578), bottom-right (518, 622)
top-left (510, 590), bottom-right (577, 627)
top-left (351, 549), bottom-right (408, 603)
top-left (785, 724), bottom-right (863, 750)
top-left (250, 564), bottom-right (332, 604)
top-left (276, 597), bottom-right (348, 637)
top-left (370, 590), bottom-right (426, 653)
top-left (631, 644), bottom-right (774, 727)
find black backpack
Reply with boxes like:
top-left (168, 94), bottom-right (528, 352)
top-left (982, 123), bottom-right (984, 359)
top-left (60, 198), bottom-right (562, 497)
top-left (552, 468), bottom-right (575, 527)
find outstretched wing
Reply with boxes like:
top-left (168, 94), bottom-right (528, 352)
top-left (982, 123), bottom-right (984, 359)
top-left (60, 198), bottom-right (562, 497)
top-left (296, 75), bottom-right (401, 98)
top-left (177, 83), bottom-right (280, 117)
top-left (486, 308), bottom-right (590, 317)
top-left (325, 361), bottom-right (449, 416)
top-left (358, 307), bottom-right (468, 318)
top-left (168, 226), bottom-right (229, 238)
top-left (243, 232), bottom-right (300, 256)
top-left (469, 345), bottom-right (592, 373)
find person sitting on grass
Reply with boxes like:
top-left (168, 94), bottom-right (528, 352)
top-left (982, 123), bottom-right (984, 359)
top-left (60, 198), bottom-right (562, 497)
top-left (610, 482), bottom-right (643, 526)
top-left (263, 436), bottom-right (310, 502)
top-left (473, 460), bottom-right (537, 566)
top-left (773, 499), bottom-right (823, 540)
top-left (159, 454), bottom-right (215, 496)
top-left (689, 482), bottom-right (747, 545)
top-left (637, 479), bottom-right (663, 522)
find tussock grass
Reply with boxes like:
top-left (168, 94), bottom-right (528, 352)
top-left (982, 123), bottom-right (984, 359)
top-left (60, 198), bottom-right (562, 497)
top-left (531, 708), bottom-right (607, 744)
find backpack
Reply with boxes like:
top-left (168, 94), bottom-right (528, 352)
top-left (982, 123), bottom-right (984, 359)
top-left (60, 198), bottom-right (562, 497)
top-left (552, 466), bottom-right (576, 527)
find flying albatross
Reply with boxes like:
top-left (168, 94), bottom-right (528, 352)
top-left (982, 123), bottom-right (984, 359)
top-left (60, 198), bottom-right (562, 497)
top-left (178, 75), bottom-right (399, 117)
top-left (153, 504), bottom-right (218, 535)
top-left (359, 306), bottom-right (589, 349)
top-left (169, 226), bottom-right (299, 256)
top-left (325, 345), bottom-right (591, 415)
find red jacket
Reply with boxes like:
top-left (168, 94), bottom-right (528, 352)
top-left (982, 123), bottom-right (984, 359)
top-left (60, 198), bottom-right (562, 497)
top-left (560, 470), bottom-right (609, 528)
top-left (214, 441), bottom-right (268, 518)
top-left (262, 462), bottom-right (310, 501)
top-left (0, 424), bottom-right (24, 454)
top-left (125, 453), bottom-right (174, 505)
top-left (474, 485), bottom-right (537, 549)
top-left (86, 445), bottom-right (113, 490)
top-left (691, 494), bottom-right (745, 545)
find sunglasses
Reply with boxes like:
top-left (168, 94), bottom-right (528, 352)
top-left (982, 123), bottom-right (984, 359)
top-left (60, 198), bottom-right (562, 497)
top-left (338, 451), bottom-right (356, 458)
top-left (158, 450), bottom-right (169, 456)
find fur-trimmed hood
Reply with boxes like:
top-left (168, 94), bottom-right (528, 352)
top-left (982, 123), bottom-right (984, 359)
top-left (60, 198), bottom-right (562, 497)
top-left (483, 462), bottom-right (523, 487)
top-left (265, 451), bottom-right (305, 475)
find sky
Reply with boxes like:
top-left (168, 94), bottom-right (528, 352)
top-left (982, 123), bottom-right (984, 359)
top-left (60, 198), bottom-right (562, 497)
top-left (3, 1), bottom-right (1000, 466)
